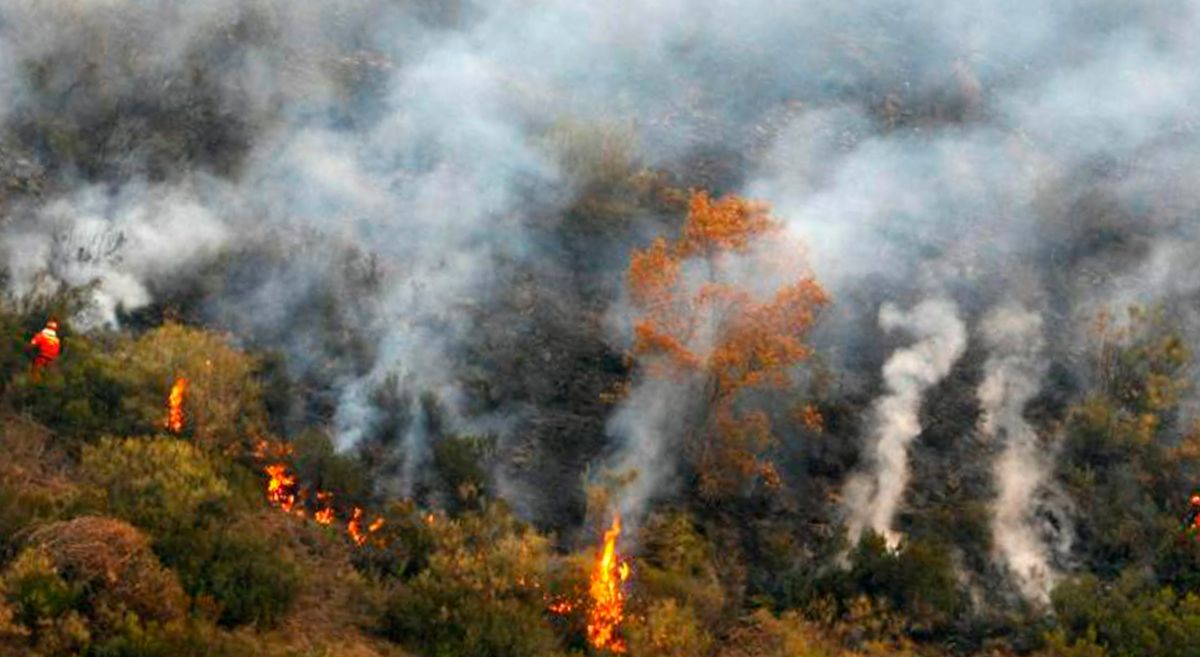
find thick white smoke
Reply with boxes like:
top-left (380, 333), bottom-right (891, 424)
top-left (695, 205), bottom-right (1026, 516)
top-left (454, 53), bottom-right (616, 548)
top-left (1, 181), bottom-right (231, 328)
top-left (978, 303), bottom-right (1065, 603)
top-left (604, 376), bottom-right (704, 527)
top-left (843, 298), bottom-right (967, 547)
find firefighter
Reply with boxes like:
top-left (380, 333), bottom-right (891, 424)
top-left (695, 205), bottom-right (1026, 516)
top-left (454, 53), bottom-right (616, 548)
top-left (1181, 491), bottom-right (1200, 538)
top-left (27, 318), bottom-right (61, 381)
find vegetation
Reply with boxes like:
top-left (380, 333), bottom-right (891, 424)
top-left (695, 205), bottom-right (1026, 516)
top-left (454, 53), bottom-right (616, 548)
top-left (626, 191), bottom-right (829, 498)
top-left (1, 179), bottom-right (1200, 657)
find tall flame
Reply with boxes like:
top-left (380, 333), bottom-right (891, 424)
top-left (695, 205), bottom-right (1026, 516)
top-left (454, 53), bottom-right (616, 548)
top-left (165, 377), bottom-right (188, 433)
top-left (587, 514), bottom-right (631, 653)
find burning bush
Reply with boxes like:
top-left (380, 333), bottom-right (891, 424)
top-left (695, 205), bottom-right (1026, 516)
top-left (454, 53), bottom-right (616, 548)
top-left (111, 323), bottom-right (269, 450)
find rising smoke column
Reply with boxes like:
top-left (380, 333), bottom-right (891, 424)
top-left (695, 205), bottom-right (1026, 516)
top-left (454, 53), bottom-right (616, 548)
top-left (843, 298), bottom-right (967, 547)
top-left (978, 304), bottom-right (1060, 602)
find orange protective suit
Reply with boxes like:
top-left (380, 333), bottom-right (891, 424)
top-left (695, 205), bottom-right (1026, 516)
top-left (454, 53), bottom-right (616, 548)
top-left (29, 326), bottom-right (61, 378)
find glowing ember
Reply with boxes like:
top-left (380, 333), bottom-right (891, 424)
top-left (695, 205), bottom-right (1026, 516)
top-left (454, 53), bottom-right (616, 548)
top-left (265, 464), bottom-right (298, 513)
top-left (348, 507), bottom-right (366, 546)
top-left (164, 377), bottom-right (188, 433)
top-left (587, 514), bottom-right (631, 653)
top-left (548, 599), bottom-right (574, 615)
top-left (368, 517), bottom-right (385, 533)
top-left (314, 491), bottom-right (335, 525)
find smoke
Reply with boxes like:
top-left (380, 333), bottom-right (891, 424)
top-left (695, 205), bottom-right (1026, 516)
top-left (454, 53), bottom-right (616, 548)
top-left (603, 376), bottom-right (705, 529)
top-left (978, 303), bottom-right (1067, 603)
top-left (843, 298), bottom-right (967, 547)
top-left (0, 0), bottom-right (567, 492)
top-left (1, 181), bottom-right (232, 328)
top-left (4, 0), bottom-right (1200, 532)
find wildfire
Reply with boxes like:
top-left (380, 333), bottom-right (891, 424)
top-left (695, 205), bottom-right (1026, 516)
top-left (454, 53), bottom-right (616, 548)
top-left (587, 514), bottom-right (631, 653)
top-left (265, 464), bottom-right (298, 513)
top-left (165, 377), bottom-right (188, 433)
top-left (255, 444), bottom-right (386, 549)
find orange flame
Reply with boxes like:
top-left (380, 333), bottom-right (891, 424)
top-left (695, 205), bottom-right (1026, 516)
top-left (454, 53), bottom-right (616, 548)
top-left (348, 507), bottom-right (366, 546)
top-left (265, 464), bottom-right (298, 513)
top-left (587, 514), bottom-right (631, 653)
top-left (313, 491), bottom-right (335, 525)
top-left (165, 377), bottom-right (188, 433)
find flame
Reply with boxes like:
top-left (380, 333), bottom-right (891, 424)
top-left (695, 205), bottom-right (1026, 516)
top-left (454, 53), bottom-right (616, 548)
top-left (265, 464), bottom-right (298, 513)
top-left (165, 377), bottom-right (188, 433)
top-left (257, 450), bottom-right (383, 549)
top-left (348, 507), bottom-right (366, 546)
top-left (587, 514), bottom-right (631, 653)
top-left (314, 491), bottom-right (335, 525)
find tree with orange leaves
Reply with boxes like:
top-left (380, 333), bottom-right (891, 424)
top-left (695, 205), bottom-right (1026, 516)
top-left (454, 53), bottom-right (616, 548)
top-left (626, 191), bottom-right (828, 498)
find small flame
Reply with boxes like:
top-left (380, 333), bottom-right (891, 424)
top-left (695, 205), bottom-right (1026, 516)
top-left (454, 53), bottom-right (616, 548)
top-left (265, 464), bottom-right (298, 513)
top-left (314, 491), bottom-right (335, 525)
top-left (548, 599), bottom-right (575, 615)
top-left (165, 377), bottom-right (188, 433)
top-left (368, 517), bottom-right (385, 533)
top-left (587, 514), bottom-right (631, 653)
top-left (348, 507), bottom-right (366, 546)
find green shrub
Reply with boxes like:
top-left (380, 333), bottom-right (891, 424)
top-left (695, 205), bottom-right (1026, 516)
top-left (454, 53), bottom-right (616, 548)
top-left (432, 434), bottom-right (495, 508)
top-left (10, 333), bottom-right (131, 446)
top-left (636, 511), bottom-right (728, 626)
top-left (183, 521), bottom-right (301, 628)
top-left (1051, 571), bottom-right (1200, 657)
top-left (809, 532), bottom-right (963, 635)
top-left (380, 503), bottom-right (566, 657)
top-left (627, 598), bottom-right (713, 657)
top-left (2, 548), bottom-right (80, 628)
top-left (81, 436), bottom-right (232, 538)
top-left (290, 429), bottom-right (371, 505)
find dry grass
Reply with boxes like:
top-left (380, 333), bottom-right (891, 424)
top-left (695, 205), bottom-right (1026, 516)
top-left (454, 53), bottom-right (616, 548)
top-left (235, 511), bottom-right (410, 657)
top-left (26, 516), bottom-right (187, 622)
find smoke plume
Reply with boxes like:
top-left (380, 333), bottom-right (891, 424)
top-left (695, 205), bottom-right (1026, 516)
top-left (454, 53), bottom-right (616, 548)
top-left (978, 303), bottom-right (1067, 602)
top-left (843, 298), bottom-right (967, 547)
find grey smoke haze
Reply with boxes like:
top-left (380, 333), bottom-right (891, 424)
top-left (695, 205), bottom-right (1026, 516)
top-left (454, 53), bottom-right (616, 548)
top-left (843, 299), bottom-right (967, 547)
top-left (4, 0), bottom-right (1200, 530)
top-left (604, 376), bottom-right (704, 529)
top-left (978, 303), bottom-right (1066, 603)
